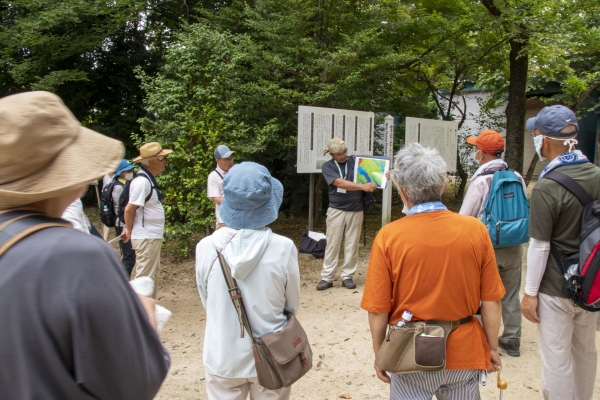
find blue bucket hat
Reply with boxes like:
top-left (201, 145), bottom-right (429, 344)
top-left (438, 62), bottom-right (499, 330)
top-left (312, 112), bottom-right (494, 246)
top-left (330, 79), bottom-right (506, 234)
top-left (220, 162), bottom-right (283, 230)
top-left (526, 105), bottom-right (578, 137)
top-left (114, 159), bottom-right (135, 177)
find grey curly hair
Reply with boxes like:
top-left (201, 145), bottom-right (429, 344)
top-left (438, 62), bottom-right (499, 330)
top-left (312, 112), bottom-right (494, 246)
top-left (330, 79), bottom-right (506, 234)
top-left (391, 143), bottom-right (447, 205)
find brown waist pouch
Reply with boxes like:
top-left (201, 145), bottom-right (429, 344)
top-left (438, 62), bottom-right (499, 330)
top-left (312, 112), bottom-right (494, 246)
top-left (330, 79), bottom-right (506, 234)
top-left (375, 316), bottom-right (473, 374)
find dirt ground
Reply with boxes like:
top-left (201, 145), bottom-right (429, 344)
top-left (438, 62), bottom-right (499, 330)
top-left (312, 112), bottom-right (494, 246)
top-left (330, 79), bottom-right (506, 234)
top-left (147, 243), bottom-right (600, 400)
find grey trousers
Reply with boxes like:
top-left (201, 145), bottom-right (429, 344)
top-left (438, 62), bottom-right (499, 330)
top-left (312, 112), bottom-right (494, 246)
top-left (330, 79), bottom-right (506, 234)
top-left (390, 370), bottom-right (481, 400)
top-left (494, 245), bottom-right (523, 342)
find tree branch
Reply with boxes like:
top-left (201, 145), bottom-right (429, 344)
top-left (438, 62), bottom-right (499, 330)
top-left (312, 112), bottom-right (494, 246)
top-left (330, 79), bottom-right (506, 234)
top-left (573, 79), bottom-right (600, 110)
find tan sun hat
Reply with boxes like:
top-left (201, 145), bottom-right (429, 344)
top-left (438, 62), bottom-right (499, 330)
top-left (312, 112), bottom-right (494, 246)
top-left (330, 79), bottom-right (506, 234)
top-left (132, 142), bottom-right (173, 162)
top-left (323, 138), bottom-right (347, 155)
top-left (0, 91), bottom-right (124, 209)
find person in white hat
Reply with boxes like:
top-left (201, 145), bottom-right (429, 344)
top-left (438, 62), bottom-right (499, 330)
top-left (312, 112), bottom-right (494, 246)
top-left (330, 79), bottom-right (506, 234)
top-left (317, 138), bottom-right (377, 291)
top-left (122, 142), bottom-right (172, 299)
top-left (0, 91), bottom-right (169, 399)
top-left (207, 144), bottom-right (235, 230)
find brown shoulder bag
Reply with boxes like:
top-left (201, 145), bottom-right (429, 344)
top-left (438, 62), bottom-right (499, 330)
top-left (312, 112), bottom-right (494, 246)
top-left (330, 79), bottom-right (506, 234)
top-left (217, 251), bottom-right (312, 390)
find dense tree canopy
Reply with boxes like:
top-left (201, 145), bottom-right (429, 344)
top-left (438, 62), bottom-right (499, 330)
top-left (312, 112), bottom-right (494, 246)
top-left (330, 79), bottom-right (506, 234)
top-left (2, 0), bottom-right (599, 255)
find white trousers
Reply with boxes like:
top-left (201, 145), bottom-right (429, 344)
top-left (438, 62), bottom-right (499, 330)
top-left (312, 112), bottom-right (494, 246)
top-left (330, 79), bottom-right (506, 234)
top-left (321, 207), bottom-right (363, 281)
top-left (537, 293), bottom-right (598, 400)
top-left (205, 373), bottom-right (291, 400)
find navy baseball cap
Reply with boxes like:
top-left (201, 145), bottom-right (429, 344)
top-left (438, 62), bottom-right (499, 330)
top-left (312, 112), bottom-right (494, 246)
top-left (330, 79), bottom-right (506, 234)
top-left (214, 145), bottom-right (235, 159)
top-left (526, 105), bottom-right (578, 137)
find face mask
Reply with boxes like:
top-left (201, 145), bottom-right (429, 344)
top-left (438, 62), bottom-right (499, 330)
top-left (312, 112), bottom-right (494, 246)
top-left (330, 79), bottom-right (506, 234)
top-left (474, 149), bottom-right (484, 165)
top-left (533, 135), bottom-right (546, 161)
top-left (124, 172), bottom-right (134, 180)
top-left (563, 138), bottom-right (578, 152)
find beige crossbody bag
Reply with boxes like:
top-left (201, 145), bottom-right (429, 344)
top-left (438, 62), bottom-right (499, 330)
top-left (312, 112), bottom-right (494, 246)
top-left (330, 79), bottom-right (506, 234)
top-left (217, 251), bottom-right (312, 390)
top-left (375, 316), bottom-right (472, 374)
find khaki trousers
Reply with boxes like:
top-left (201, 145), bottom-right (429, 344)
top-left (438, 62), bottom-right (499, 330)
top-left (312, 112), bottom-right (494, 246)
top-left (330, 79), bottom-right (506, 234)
top-left (131, 238), bottom-right (162, 299)
top-left (537, 293), bottom-right (598, 400)
top-left (321, 207), bottom-right (363, 282)
top-left (494, 245), bottom-right (523, 342)
top-left (205, 373), bottom-right (291, 400)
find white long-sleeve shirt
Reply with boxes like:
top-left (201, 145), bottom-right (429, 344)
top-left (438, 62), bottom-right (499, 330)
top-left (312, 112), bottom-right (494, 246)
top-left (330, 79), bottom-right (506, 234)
top-left (195, 227), bottom-right (300, 378)
top-left (525, 238), bottom-right (551, 296)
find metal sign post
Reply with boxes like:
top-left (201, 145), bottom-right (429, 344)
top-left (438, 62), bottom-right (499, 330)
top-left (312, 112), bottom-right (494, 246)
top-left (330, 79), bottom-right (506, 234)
top-left (382, 115), bottom-right (394, 226)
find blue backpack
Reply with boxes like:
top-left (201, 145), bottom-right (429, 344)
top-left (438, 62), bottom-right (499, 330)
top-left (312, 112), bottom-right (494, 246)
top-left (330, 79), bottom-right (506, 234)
top-left (480, 169), bottom-right (530, 248)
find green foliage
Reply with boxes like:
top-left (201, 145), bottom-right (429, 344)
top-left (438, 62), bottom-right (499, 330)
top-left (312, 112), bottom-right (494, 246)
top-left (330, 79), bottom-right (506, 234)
top-left (5, 0), bottom-right (600, 256)
top-left (137, 104), bottom-right (246, 257)
top-left (0, 0), bottom-right (203, 156)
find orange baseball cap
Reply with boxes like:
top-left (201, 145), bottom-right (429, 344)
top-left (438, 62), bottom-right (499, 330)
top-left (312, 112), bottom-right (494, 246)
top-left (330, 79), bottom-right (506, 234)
top-left (466, 130), bottom-right (505, 154)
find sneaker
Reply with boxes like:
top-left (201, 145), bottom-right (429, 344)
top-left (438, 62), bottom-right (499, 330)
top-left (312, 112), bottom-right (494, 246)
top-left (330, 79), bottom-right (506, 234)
top-left (498, 338), bottom-right (520, 357)
top-left (341, 278), bottom-right (357, 289)
top-left (316, 280), bottom-right (333, 291)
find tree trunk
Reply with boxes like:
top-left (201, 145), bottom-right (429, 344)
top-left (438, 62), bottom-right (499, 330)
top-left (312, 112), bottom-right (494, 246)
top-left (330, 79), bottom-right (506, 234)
top-left (455, 149), bottom-right (468, 200)
top-left (314, 174), bottom-right (325, 226)
top-left (524, 152), bottom-right (539, 186)
top-left (504, 36), bottom-right (529, 174)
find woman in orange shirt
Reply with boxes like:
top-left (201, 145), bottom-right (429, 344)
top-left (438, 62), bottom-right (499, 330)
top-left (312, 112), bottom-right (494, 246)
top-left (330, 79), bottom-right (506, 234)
top-left (361, 143), bottom-right (504, 400)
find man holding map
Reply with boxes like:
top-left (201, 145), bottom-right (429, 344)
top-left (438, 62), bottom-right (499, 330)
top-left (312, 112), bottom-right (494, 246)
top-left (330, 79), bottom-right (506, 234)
top-left (317, 138), bottom-right (377, 291)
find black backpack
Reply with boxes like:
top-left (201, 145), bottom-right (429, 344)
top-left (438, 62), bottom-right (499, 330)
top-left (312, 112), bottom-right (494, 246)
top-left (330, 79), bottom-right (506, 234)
top-left (545, 169), bottom-right (600, 311)
top-left (99, 180), bottom-right (124, 228)
top-left (117, 173), bottom-right (154, 224)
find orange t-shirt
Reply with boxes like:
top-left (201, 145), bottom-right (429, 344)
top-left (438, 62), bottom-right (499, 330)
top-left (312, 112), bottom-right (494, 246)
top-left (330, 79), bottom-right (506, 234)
top-left (361, 210), bottom-right (505, 370)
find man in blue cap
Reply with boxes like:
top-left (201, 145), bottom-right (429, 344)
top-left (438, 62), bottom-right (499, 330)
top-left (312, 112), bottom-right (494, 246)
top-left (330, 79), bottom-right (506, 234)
top-left (112, 159), bottom-right (137, 277)
top-left (521, 105), bottom-right (600, 399)
top-left (207, 145), bottom-right (235, 230)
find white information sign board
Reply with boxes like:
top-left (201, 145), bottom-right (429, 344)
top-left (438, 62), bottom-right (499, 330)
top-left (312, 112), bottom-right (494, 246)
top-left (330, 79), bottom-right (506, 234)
top-left (297, 106), bottom-right (375, 173)
top-left (405, 117), bottom-right (458, 172)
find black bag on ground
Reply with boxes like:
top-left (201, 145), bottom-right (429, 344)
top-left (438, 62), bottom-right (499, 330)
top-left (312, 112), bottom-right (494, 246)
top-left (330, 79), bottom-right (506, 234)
top-left (299, 232), bottom-right (326, 258)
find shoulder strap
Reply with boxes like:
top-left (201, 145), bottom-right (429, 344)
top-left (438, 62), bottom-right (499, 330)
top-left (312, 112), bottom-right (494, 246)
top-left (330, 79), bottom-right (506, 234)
top-left (214, 169), bottom-right (224, 180)
top-left (544, 170), bottom-right (594, 206)
top-left (132, 173), bottom-right (154, 203)
top-left (478, 167), bottom-right (511, 178)
top-left (543, 170), bottom-right (593, 270)
top-left (0, 211), bottom-right (71, 258)
top-left (217, 251), bottom-right (256, 342)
